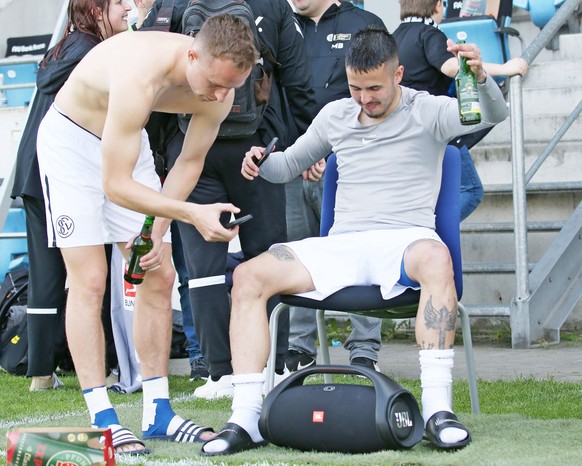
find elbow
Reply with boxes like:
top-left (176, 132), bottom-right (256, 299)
top-left (260, 172), bottom-right (287, 184)
top-left (103, 179), bottom-right (126, 208)
top-left (495, 102), bottom-right (509, 123)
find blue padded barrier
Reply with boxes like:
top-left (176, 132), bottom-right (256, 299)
top-left (0, 61), bottom-right (38, 107)
top-left (0, 208), bottom-right (28, 278)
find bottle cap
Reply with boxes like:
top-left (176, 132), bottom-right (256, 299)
top-left (456, 31), bottom-right (467, 41)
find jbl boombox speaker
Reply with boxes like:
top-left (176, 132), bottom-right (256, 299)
top-left (259, 365), bottom-right (423, 453)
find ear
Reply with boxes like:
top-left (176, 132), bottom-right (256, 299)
top-left (394, 65), bottom-right (404, 84)
top-left (188, 48), bottom-right (198, 63)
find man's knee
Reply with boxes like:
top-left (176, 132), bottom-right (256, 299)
top-left (232, 261), bottom-right (258, 290)
top-left (146, 262), bottom-right (176, 292)
top-left (408, 241), bottom-right (453, 283)
top-left (427, 245), bottom-right (453, 281)
top-left (231, 260), bottom-right (269, 300)
top-left (75, 269), bottom-right (108, 299)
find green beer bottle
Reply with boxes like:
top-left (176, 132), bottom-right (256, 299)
top-left (455, 31), bottom-right (481, 125)
top-left (124, 215), bottom-right (155, 285)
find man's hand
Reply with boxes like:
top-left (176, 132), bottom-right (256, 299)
top-left (241, 145), bottom-right (265, 180)
top-left (187, 203), bottom-right (241, 241)
top-left (446, 39), bottom-right (487, 83)
top-left (302, 159), bottom-right (326, 182)
top-left (124, 229), bottom-right (166, 271)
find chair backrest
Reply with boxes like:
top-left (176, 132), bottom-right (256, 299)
top-left (320, 146), bottom-right (463, 299)
top-left (439, 16), bottom-right (507, 65)
top-left (440, 0), bottom-right (518, 88)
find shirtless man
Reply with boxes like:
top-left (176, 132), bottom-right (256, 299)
top-left (36, 14), bottom-right (256, 455)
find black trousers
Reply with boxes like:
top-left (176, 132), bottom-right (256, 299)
top-left (23, 197), bottom-right (117, 376)
top-left (23, 195), bottom-right (67, 376)
top-left (168, 131), bottom-right (289, 378)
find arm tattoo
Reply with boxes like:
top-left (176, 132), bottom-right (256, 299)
top-left (423, 296), bottom-right (456, 349)
top-left (268, 245), bottom-right (295, 261)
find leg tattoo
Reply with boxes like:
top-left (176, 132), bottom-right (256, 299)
top-left (268, 246), bottom-right (295, 262)
top-left (423, 296), bottom-right (456, 349)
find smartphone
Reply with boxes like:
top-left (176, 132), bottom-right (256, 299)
top-left (252, 137), bottom-right (278, 167)
top-left (223, 213), bottom-right (253, 229)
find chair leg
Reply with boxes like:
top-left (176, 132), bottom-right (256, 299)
top-left (316, 309), bottom-right (333, 384)
top-left (266, 302), bottom-right (288, 393)
top-left (458, 302), bottom-right (480, 414)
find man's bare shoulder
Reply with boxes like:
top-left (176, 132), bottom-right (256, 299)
top-left (55, 30), bottom-right (216, 135)
top-left (85, 30), bottom-right (191, 67)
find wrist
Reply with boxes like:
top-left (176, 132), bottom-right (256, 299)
top-left (476, 71), bottom-right (488, 84)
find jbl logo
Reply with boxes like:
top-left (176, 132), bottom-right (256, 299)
top-left (394, 411), bottom-right (413, 428)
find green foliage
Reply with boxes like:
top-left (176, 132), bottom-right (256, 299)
top-left (322, 317), bottom-right (414, 346)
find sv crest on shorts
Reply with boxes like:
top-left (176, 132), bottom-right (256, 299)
top-left (56, 215), bottom-right (74, 238)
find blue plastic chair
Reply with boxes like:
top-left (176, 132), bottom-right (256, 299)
top-left (440, 0), bottom-right (524, 88)
top-left (265, 146), bottom-right (480, 414)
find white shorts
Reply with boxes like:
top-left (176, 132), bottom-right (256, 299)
top-left (276, 227), bottom-right (443, 301)
top-left (37, 105), bottom-right (170, 248)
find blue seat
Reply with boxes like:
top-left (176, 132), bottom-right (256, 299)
top-left (0, 208), bottom-right (28, 278)
top-left (440, 0), bottom-right (523, 90)
top-left (265, 146), bottom-right (480, 414)
top-left (0, 61), bottom-right (38, 107)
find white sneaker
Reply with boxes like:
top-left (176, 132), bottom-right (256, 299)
top-left (262, 367), bottom-right (290, 395)
top-left (194, 374), bottom-right (233, 400)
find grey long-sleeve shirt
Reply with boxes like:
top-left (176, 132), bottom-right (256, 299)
top-left (260, 77), bottom-right (507, 233)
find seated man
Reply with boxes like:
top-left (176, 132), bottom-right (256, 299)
top-left (201, 28), bottom-right (508, 455)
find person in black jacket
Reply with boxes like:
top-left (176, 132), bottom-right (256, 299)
top-left (284, 0), bottom-right (387, 374)
top-left (142, 0), bottom-right (318, 399)
top-left (11, 0), bottom-right (132, 393)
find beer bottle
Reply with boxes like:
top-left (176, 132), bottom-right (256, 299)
top-left (455, 32), bottom-right (481, 125)
top-left (124, 215), bottom-right (155, 285)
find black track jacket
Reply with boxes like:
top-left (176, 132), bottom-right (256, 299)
top-left (295, 1), bottom-right (386, 114)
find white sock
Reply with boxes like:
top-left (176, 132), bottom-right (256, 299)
top-left (83, 386), bottom-right (119, 427)
top-left (203, 373), bottom-right (264, 453)
top-left (420, 349), bottom-right (467, 444)
top-left (142, 377), bottom-right (182, 434)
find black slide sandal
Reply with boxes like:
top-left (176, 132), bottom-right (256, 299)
top-left (200, 422), bottom-right (267, 456)
top-left (424, 411), bottom-right (471, 450)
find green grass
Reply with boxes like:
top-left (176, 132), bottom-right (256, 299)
top-left (2, 370), bottom-right (581, 465)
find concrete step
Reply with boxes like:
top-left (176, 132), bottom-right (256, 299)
top-left (460, 229), bottom-right (559, 264)
top-left (475, 111), bottom-right (582, 144)
top-left (560, 32), bottom-right (582, 59)
top-left (462, 272), bottom-right (518, 306)
top-left (519, 85), bottom-right (582, 116)
top-left (523, 59), bottom-right (582, 89)
top-left (472, 140), bottom-right (582, 184)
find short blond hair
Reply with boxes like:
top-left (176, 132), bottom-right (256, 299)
top-left (196, 13), bottom-right (258, 71)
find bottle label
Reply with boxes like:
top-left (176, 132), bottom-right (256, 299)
top-left (123, 252), bottom-right (146, 284)
top-left (457, 78), bottom-right (481, 116)
top-left (122, 259), bottom-right (137, 311)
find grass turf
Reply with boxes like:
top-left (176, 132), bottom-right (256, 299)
top-left (1, 370), bottom-right (581, 465)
